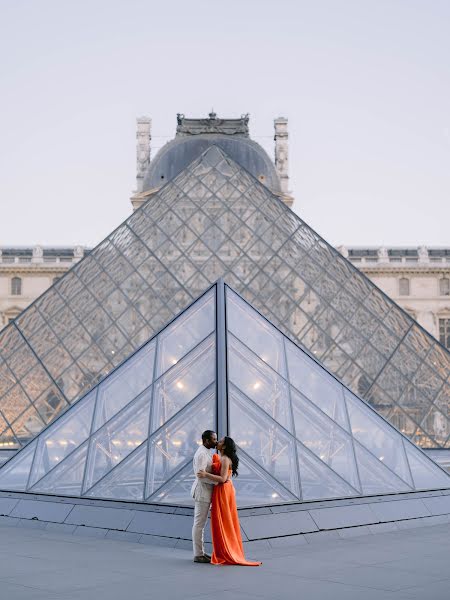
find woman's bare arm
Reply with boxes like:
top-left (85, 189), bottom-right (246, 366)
top-left (198, 456), bottom-right (230, 483)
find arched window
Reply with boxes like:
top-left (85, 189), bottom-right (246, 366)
top-left (399, 277), bottom-right (410, 296)
top-left (11, 277), bottom-right (22, 296)
top-left (439, 278), bottom-right (450, 296)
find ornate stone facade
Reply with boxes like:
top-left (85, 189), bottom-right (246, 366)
top-left (274, 116), bottom-right (293, 206)
top-left (2, 115), bottom-right (448, 355)
top-left (339, 246), bottom-right (450, 349)
top-left (0, 248), bottom-right (86, 328)
top-left (135, 117), bottom-right (151, 193)
top-left (130, 114), bottom-right (293, 210)
top-left (2, 246), bottom-right (449, 351)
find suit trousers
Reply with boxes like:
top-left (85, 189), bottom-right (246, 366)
top-left (192, 500), bottom-right (210, 557)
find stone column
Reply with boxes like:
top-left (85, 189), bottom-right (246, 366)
top-left (274, 117), bottom-right (290, 195)
top-left (136, 117), bottom-right (151, 193)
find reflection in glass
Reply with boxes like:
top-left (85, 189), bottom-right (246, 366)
top-left (353, 442), bottom-right (411, 495)
top-left (297, 443), bottom-right (358, 501)
top-left (31, 442), bottom-right (88, 496)
top-left (85, 443), bottom-right (147, 501)
top-left (286, 339), bottom-right (348, 430)
top-left (147, 461), bottom-right (196, 505)
top-left (146, 386), bottom-right (214, 498)
top-left (345, 390), bottom-right (412, 486)
top-left (226, 288), bottom-right (286, 376)
top-left (0, 440), bottom-right (36, 491)
top-left (229, 385), bottom-right (300, 497)
top-left (93, 341), bottom-right (155, 432)
top-left (228, 336), bottom-right (292, 432)
top-left (29, 390), bottom-right (96, 488)
top-left (83, 389), bottom-right (151, 492)
top-left (151, 334), bottom-right (215, 434)
top-left (404, 443), bottom-right (450, 490)
top-left (233, 449), bottom-right (297, 506)
top-left (291, 388), bottom-right (360, 491)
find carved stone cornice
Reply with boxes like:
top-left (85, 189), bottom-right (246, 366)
top-left (357, 265), bottom-right (450, 276)
top-left (0, 265), bottom-right (70, 275)
top-left (176, 112), bottom-right (250, 137)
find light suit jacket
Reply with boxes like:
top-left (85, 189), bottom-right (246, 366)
top-left (191, 445), bottom-right (215, 502)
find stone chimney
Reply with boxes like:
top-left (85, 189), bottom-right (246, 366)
top-left (136, 117), bottom-right (151, 193)
top-left (274, 117), bottom-right (293, 207)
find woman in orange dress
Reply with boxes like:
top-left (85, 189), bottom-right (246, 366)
top-left (197, 436), bottom-right (261, 566)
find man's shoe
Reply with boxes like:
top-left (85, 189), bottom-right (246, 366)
top-left (194, 555), bottom-right (210, 563)
top-left (203, 553), bottom-right (211, 561)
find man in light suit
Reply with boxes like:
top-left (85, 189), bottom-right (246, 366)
top-left (191, 429), bottom-right (217, 563)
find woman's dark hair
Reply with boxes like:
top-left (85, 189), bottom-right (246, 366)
top-left (223, 436), bottom-right (239, 477)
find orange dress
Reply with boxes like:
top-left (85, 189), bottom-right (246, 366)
top-left (210, 454), bottom-right (261, 566)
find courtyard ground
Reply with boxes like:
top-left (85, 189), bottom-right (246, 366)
top-left (0, 521), bottom-right (449, 599)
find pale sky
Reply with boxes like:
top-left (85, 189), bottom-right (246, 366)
top-left (0, 0), bottom-right (449, 248)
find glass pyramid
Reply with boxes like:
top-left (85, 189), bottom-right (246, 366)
top-left (0, 282), bottom-right (448, 507)
top-left (0, 145), bottom-right (449, 452)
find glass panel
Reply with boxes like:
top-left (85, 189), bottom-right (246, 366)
top-left (85, 443), bottom-right (146, 501)
top-left (146, 386), bottom-right (215, 498)
top-left (297, 442), bottom-right (358, 501)
top-left (151, 334), bottom-right (215, 433)
top-left (11, 406), bottom-right (46, 445)
top-left (148, 461), bottom-right (195, 505)
top-left (345, 390), bottom-right (412, 486)
top-left (83, 389), bottom-right (151, 492)
top-left (404, 442), bottom-right (450, 490)
top-left (0, 360), bottom-right (15, 399)
top-left (353, 442), bottom-right (411, 495)
top-left (28, 391), bottom-right (96, 488)
top-left (34, 386), bottom-right (69, 426)
top-left (2, 141), bottom-right (450, 455)
top-left (22, 365), bottom-right (53, 400)
top-left (226, 288), bottom-right (286, 376)
top-left (229, 385), bottom-right (299, 497)
top-left (155, 289), bottom-right (215, 377)
top-left (93, 341), bottom-right (155, 432)
top-left (0, 440), bottom-right (36, 491)
top-left (420, 406), bottom-right (449, 446)
top-left (233, 449), bottom-right (298, 506)
top-left (1, 385), bottom-right (33, 424)
top-left (285, 339), bottom-right (348, 430)
top-left (62, 327), bottom-right (91, 362)
top-left (5, 342), bottom-right (38, 380)
top-left (413, 363), bottom-right (446, 402)
top-left (291, 388), bottom-right (360, 491)
top-left (228, 336), bottom-right (292, 431)
top-left (31, 442), bottom-right (88, 496)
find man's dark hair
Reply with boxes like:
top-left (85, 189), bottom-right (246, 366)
top-left (202, 430), bottom-right (216, 443)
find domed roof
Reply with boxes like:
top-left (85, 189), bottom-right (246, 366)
top-left (142, 134), bottom-right (281, 193)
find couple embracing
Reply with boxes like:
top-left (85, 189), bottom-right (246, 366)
top-left (191, 430), bottom-right (261, 566)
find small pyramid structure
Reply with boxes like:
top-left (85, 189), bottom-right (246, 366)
top-left (0, 145), bottom-right (448, 453)
top-left (0, 282), bottom-right (448, 507)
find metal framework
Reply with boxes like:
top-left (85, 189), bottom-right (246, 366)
top-left (0, 283), bottom-right (448, 507)
top-left (0, 145), bottom-right (449, 452)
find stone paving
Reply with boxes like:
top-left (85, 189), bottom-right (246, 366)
top-left (0, 521), bottom-right (450, 599)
